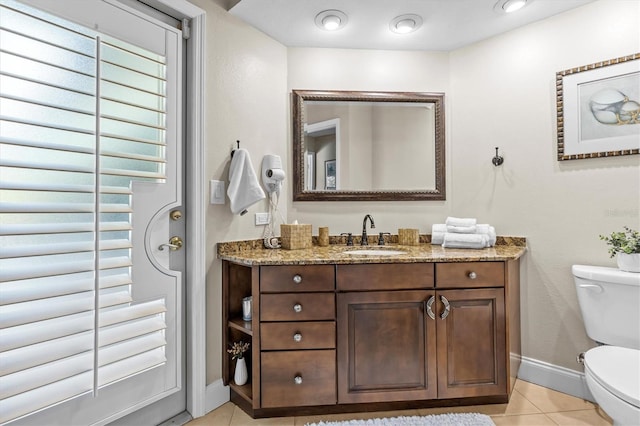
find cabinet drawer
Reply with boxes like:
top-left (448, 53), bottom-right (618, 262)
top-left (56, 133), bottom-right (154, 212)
top-left (261, 265), bottom-right (335, 293)
top-left (337, 263), bottom-right (434, 291)
top-left (261, 293), bottom-right (335, 321)
top-left (436, 262), bottom-right (504, 288)
top-left (261, 321), bottom-right (335, 350)
top-left (261, 350), bottom-right (336, 408)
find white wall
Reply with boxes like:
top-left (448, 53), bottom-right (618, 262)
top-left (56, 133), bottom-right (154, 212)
top-left (187, 0), bottom-right (288, 383)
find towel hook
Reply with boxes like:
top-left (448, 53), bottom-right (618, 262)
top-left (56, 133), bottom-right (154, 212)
top-left (492, 147), bottom-right (504, 166)
top-left (231, 140), bottom-right (240, 158)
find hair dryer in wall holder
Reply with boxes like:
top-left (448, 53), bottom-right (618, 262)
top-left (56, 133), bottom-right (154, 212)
top-left (261, 154), bottom-right (286, 249)
top-left (262, 155), bottom-right (285, 194)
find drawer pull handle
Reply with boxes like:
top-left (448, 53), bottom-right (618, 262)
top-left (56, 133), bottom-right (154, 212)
top-left (294, 375), bottom-right (303, 385)
top-left (293, 274), bottom-right (303, 284)
top-left (293, 303), bottom-right (303, 313)
top-left (293, 333), bottom-right (302, 342)
top-left (468, 271), bottom-right (477, 280)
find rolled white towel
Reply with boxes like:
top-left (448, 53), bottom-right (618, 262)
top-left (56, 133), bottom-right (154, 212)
top-left (443, 233), bottom-right (488, 249)
top-left (487, 226), bottom-right (496, 247)
top-left (431, 224), bottom-right (447, 245)
top-left (447, 225), bottom-right (477, 234)
top-left (475, 224), bottom-right (497, 247)
top-left (445, 217), bottom-right (477, 227)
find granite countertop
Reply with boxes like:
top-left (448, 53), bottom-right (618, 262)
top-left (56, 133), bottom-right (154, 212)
top-left (217, 236), bottom-right (527, 266)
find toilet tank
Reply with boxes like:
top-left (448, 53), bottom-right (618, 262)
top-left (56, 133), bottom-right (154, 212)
top-left (573, 265), bottom-right (640, 349)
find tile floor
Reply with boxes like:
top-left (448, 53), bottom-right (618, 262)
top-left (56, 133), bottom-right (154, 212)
top-left (186, 379), bottom-right (613, 426)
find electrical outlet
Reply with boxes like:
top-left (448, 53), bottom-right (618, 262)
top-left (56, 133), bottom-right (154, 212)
top-left (255, 212), bottom-right (270, 226)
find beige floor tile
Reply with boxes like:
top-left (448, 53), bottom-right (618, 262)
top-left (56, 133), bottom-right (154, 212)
top-left (491, 413), bottom-right (557, 425)
top-left (230, 405), bottom-right (295, 426)
top-left (515, 380), bottom-right (596, 413)
top-left (504, 390), bottom-right (544, 416)
top-left (546, 408), bottom-right (613, 426)
top-left (186, 402), bottom-right (235, 425)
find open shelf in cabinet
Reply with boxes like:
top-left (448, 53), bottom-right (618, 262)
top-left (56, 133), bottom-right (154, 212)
top-left (229, 381), bottom-right (252, 402)
top-left (228, 317), bottom-right (253, 335)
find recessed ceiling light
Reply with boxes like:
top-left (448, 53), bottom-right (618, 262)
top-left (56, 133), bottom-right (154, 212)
top-left (389, 14), bottom-right (423, 34)
top-left (315, 10), bottom-right (348, 31)
top-left (493, 0), bottom-right (531, 14)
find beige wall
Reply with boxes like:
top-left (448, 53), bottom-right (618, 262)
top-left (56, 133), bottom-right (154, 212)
top-left (288, 0), bottom-right (640, 374)
top-left (449, 0), bottom-right (639, 369)
top-left (188, 0), bottom-right (288, 383)
top-left (197, 0), bottom-right (639, 387)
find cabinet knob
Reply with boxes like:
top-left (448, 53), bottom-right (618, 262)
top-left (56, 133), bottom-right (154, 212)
top-left (294, 375), bottom-right (303, 385)
top-left (293, 333), bottom-right (302, 342)
top-left (468, 271), bottom-right (477, 279)
top-left (293, 274), bottom-right (302, 284)
top-left (293, 303), bottom-right (303, 313)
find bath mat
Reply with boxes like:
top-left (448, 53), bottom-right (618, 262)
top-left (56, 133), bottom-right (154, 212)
top-left (305, 412), bottom-right (495, 426)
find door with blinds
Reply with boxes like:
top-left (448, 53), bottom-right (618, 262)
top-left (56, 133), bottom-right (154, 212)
top-left (0, 0), bottom-right (185, 424)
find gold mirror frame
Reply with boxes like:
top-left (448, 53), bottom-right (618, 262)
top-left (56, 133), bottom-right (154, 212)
top-left (292, 90), bottom-right (446, 201)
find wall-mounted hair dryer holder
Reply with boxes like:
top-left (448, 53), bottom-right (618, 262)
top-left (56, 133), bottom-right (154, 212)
top-left (262, 154), bottom-right (285, 194)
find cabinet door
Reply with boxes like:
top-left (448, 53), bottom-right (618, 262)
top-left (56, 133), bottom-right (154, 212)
top-left (337, 290), bottom-right (437, 403)
top-left (436, 288), bottom-right (506, 398)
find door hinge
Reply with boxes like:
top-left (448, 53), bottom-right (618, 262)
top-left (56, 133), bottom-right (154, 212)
top-left (181, 18), bottom-right (191, 40)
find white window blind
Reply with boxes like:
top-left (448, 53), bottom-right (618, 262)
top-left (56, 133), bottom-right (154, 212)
top-left (0, 1), bottom-right (168, 423)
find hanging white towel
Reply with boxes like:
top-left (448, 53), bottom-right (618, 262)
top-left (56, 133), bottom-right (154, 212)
top-left (227, 149), bottom-right (266, 215)
top-left (442, 233), bottom-right (488, 249)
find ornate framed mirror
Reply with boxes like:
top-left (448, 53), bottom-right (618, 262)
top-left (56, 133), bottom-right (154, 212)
top-left (292, 90), bottom-right (445, 201)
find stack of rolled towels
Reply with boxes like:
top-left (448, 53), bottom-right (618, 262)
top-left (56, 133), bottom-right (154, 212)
top-left (431, 217), bottom-right (496, 249)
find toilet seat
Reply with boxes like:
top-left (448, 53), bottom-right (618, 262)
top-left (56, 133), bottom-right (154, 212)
top-left (584, 346), bottom-right (640, 408)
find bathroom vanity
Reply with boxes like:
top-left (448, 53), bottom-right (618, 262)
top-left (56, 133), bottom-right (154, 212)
top-left (218, 239), bottom-right (525, 418)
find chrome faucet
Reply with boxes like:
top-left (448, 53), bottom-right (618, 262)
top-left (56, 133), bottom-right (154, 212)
top-left (361, 214), bottom-right (375, 245)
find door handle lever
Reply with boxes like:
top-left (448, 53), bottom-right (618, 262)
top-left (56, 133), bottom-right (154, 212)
top-left (159, 236), bottom-right (183, 251)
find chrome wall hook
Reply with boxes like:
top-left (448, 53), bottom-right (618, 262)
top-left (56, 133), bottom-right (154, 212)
top-left (492, 147), bottom-right (504, 166)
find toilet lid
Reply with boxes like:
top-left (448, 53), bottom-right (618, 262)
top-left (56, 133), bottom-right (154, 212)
top-left (584, 346), bottom-right (640, 408)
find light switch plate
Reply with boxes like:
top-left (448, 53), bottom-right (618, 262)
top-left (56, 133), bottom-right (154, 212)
top-left (210, 180), bottom-right (225, 204)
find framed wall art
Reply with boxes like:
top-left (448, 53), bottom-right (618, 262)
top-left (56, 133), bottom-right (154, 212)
top-left (324, 159), bottom-right (336, 190)
top-left (556, 53), bottom-right (640, 160)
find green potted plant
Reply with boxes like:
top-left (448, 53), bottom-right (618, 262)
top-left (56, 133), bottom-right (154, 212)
top-left (600, 226), bottom-right (640, 273)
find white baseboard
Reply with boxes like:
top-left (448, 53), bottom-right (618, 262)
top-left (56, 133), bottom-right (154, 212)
top-left (204, 379), bottom-right (230, 415)
top-left (518, 356), bottom-right (594, 402)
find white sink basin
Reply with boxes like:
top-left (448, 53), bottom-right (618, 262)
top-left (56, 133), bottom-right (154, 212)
top-left (343, 248), bottom-right (406, 256)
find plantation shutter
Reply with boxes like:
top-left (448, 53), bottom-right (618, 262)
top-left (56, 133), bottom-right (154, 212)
top-left (0, 1), bottom-right (169, 422)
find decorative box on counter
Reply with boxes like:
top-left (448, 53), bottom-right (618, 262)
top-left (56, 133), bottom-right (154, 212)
top-left (280, 223), bottom-right (312, 250)
top-left (398, 228), bottom-right (420, 246)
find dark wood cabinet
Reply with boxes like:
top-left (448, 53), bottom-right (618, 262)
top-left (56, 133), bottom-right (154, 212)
top-left (435, 288), bottom-right (506, 398)
top-left (337, 290), bottom-right (437, 403)
top-left (222, 258), bottom-right (521, 418)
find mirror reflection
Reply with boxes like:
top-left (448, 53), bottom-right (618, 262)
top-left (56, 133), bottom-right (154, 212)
top-left (292, 90), bottom-right (445, 201)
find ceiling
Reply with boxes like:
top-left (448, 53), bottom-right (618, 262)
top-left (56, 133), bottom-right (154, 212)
top-left (229, 0), bottom-right (596, 51)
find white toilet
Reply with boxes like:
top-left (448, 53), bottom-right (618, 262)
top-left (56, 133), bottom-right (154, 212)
top-left (573, 265), bottom-right (640, 425)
